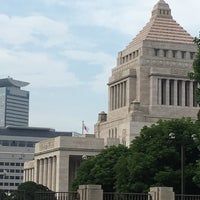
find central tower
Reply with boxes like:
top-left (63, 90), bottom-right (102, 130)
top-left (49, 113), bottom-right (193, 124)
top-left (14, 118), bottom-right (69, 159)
top-left (95, 0), bottom-right (198, 146)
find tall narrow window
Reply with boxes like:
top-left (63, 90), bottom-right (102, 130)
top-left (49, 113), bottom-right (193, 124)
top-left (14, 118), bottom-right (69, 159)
top-left (169, 80), bottom-right (174, 105)
top-left (185, 81), bottom-right (190, 106)
top-left (163, 50), bottom-right (168, 57)
top-left (161, 79), bottom-right (166, 105)
top-left (177, 80), bottom-right (182, 106)
top-left (154, 49), bottom-right (159, 56)
top-left (193, 82), bottom-right (198, 107)
top-left (172, 50), bottom-right (177, 58)
top-left (181, 51), bottom-right (186, 59)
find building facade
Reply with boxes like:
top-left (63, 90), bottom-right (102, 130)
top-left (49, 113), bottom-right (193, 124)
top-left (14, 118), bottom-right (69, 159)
top-left (24, 0), bottom-right (199, 193)
top-left (94, 0), bottom-right (199, 146)
top-left (0, 126), bottom-right (79, 191)
top-left (0, 77), bottom-right (29, 127)
top-left (24, 136), bottom-right (104, 192)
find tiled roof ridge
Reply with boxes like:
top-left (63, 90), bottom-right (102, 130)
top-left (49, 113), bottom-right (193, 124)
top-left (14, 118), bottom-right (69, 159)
top-left (126, 1), bottom-right (194, 48)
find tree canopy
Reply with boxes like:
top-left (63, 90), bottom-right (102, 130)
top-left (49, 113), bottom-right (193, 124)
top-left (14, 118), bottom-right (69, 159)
top-left (72, 144), bottom-right (129, 192)
top-left (73, 118), bottom-right (200, 194)
top-left (188, 35), bottom-right (200, 104)
top-left (17, 181), bottom-right (52, 200)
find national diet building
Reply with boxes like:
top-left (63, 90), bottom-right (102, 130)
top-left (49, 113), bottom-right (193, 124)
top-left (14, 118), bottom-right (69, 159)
top-left (24, 0), bottom-right (199, 192)
top-left (94, 0), bottom-right (198, 146)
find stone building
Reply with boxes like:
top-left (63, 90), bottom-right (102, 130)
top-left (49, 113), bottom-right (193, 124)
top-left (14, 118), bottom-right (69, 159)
top-left (24, 135), bottom-right (104, 192)
top-left (24, 0), bottom-right (199, 192)
top-left (94, 0), bottom-right (198, 146)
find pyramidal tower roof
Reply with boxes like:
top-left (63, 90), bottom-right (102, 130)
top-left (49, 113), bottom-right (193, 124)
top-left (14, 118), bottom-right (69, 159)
top-left (128, 0), bottom-right (194, 47)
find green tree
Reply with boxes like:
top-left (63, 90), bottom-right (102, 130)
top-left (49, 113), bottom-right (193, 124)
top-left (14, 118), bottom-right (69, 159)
top-left (188, 35), bottom-right (200, 106)
top-left (116, 118), bottom-right (200, 194)
top-left (17, 181), bottom-right (53, 200)
top-left (72, 118), bottom-right (200, 194)
top-left (72, 144), bottom-right (129, 192)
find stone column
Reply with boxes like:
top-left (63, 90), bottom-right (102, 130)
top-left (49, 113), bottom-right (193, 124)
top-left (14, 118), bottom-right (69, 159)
top-left (190, 81), bottom-right (193, 107)
top-left (28, 169), bottom-right (31, 181)
top-left (43, 158), bottom-right (48, 186)
top-left (174, 80), bottom-right (177, 106)
top-left (56, 153), bottom-right (69, 192)
top-left (35, 159), bottom-right (39, 183)
top-left (78, 185), bottom-right (103, 200)
top-left (24, 170), bottom-right (27, 182)
top-left (52, 156), bottom-right (57, 191)
top-left (47, 157), bottom-right (52, 190)
top-left (150, 76), bottom-right (158, 106)
top-left (39, 159), bottom-right (43, 184)
top-left (149, 187), bottom-right (174, 200)
top-left (157, 79), bottom-right (162, 105)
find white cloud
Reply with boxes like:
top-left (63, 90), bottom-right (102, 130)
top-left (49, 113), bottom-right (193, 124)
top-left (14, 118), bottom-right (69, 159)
top-left (63, 50), bottom-right (115, 66)
top-left (0, 14), bottom-right (70, 47)
top-left (0, 49), bottom-right (80, 88)
top-left (63, 49), bottom-right (115, 93)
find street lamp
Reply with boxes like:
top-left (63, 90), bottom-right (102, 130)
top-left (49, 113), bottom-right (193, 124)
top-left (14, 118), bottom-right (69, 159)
top-left (169, 133), bottom-right (184, 199)
top-left (169, 133), bottom-right (197, 199)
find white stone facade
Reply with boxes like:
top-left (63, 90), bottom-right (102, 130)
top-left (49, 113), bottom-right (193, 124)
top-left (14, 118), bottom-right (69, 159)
top-left (94, 0), bottom-right (198, 146)
top-left (24, 0), bottom-right (199, 192)
top-left (24, 136), bottom-right (104, 192)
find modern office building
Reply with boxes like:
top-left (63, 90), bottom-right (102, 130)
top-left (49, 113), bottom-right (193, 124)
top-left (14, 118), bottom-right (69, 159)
top-left (0, 126), bottom-right (79, 191)
top-left (94, 0), bottom-right (199, 146)
top-left (0, 77), bottom-right (29, 127)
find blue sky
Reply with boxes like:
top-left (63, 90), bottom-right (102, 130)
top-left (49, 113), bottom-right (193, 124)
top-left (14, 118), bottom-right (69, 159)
top-left (0, 0), bottom-right (199, 133)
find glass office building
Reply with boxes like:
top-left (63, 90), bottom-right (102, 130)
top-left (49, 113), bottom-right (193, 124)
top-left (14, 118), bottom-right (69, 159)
top-left (0, 77), bottom-right (29, 127)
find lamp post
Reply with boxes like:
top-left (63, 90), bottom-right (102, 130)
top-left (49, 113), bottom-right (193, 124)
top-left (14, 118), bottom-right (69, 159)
top-left (169, 132), bottom-right (184, 199)
top-left (169, 133), bottom-right (197, 199)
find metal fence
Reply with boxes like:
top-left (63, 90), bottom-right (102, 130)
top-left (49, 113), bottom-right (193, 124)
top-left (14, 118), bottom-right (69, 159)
top-left (35, 192), bottom-right (80, 200)
top-left (103, 192), bottom-right (151, 200)
top-left (175, 194), bottom-right (200, 200)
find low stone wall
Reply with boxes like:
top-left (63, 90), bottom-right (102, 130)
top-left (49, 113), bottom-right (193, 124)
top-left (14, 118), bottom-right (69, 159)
top-left (78, 185), bottom-right (175, 200)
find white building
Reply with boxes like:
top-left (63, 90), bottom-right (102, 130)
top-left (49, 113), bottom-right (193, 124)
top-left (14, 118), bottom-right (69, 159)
top-left (24, 0), bottom-right (199, 192)
top-left (94, 0), bottom-right (198, 146)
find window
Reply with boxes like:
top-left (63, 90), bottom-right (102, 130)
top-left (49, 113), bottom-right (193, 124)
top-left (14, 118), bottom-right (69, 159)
top-left (163, 50), bottom-right (168, 57)
top-left (19, 141), bottom-right (25, 147)
top-left (16, 163), bottom-right (20, 166)
top-left (11, 141), bottom-right (17, 146)
top-left (5, 162), bottom-right (9, 166)
top-left (185, 81), bottom-right (190, 106)
top-left (161, 79), bottom-right (166, 105)
top-left (177, 81), bottom-right (182, 106)
top-left (190, 52), bottom-right (195, 60)
top-left (181, 51), bottom-right (186, 59)
top-left (2, 140), bottom-right (9, 146)
top-left (172, 50), bottom-right (177, 58)
top-left (154, 49), bottom-right (159, 56)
